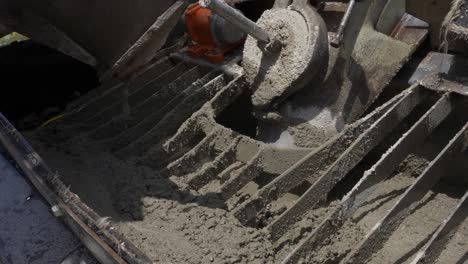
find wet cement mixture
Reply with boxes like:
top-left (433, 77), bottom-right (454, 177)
top-left (435, 216), bottom-right (468, 264)
top-left (23, 101), bottom-right (468, 264)
top-left (16, 18), bottom-right (467, 262)
top-left (22, 88), bottom-right (468, 263)
top-left (301, 173), bottom-right (416, 264)
top-left (369, 187), bottom-right (460, 264)
top-left (26, 134), bottom-right (275, 264)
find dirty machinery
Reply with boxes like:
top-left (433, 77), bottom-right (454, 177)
top-left (0, 0), bottom-right (467, 263)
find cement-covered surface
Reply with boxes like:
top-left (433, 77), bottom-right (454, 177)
top-left (26, 134), bottom-right (276, 264)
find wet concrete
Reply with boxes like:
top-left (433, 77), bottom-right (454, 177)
top-left (17, 16), bottom-right (466, 262)
top-left (26, 133), bottom-right (277, 263)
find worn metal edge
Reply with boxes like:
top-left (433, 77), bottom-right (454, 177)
top-left (0, 113), bottom-right (153, 264)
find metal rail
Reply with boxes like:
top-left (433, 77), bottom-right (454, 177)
top-left (0, 113), bottom-right (153, 264)
top-left (411, 190), bottom-right (468, 263)
top-left (270, 85), bottom-right (425, 242)
top-left (341, 93), bottom-right (453, 217)
top-left (344, 122), bottom-right (468, 263)
top-left (330, 0), bottom-right (356, 47)
top-left (233, 89), bottom-right (406, 225)
top-left (282, 92), bottom-right (453, 263)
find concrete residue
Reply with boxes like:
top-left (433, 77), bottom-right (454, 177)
top-left (300, 173), bottom-right (415, 263)
top-left (369, 189), bottom-right (460, 263)
top-left (26, 87), bottom-right (468, 264)
top-left (285, 123), bottom-right (331, 148)
top-left (114, 202), bottom-right (275, 264)
top-left (435, 217), bottom-right (467, 264)
top-left (396, 154), bottom-right (430, 177)
top-left (274, 201), bottom-right (339, 261)
top-left (18, 25), bottom-right (466, 263)
top-left (26, 133), bottom-right (276, 263)
top-left (242, 8), bottom-right (310, 111)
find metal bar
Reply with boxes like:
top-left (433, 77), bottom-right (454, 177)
top-left (0, 114), bottom-right (126, 264)
top-left (342, 93), bottom-right (453, 217)
top-left (420, 73), bottom-right (468, 97)
top-left (88, 65), bottom-right (207, 141)
top-left (389, 13), bottom-right (429, 47)
top-left (411, 190), bottom-right (468, 264)
top-left (59, 205), bottom-right (126, 264)
top-left (71, 199), bottom-right (152, 264)
top-left (98, 70), bottom-right (221, 151)
top-left (344, 122), bottom-right (468, 264)
top-left (187, 137), bottom-right (241, 190)
top-left (67, 62), bottom-right (189, 133)
top-left (233, 89), bottom-right (407, 225)
top-left (160, 76), bottom-right (245, 155)
top-left (116, 74), bottom-right (227, 156)
top-left (0, 113), bottom-right (153, 264)
top-left (65, 40), bottom-right (185, 121)
top-left (166, 126), bottom-right (235, 176)
top-left (281, 93), bottom-right (453, 263)
top-left (141, 76), bottom-right (246, 166)
top-left (81, 62), bottom-right (193, 128)
top-left (268, 85), bottom-right (425, 241)
top-left (63, 57), bottom-right (175, 124)
top-left (330, 0), bottom-right (356, 47)
top-left (409, 52), bottom-right (468, 88)
top-left (219, 152), bottom-right (263, 200)
top-left (200, 0), bottom-right (271, 43)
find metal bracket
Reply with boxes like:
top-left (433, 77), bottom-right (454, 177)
top-left (409, 52), bottom-right (468, 96)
